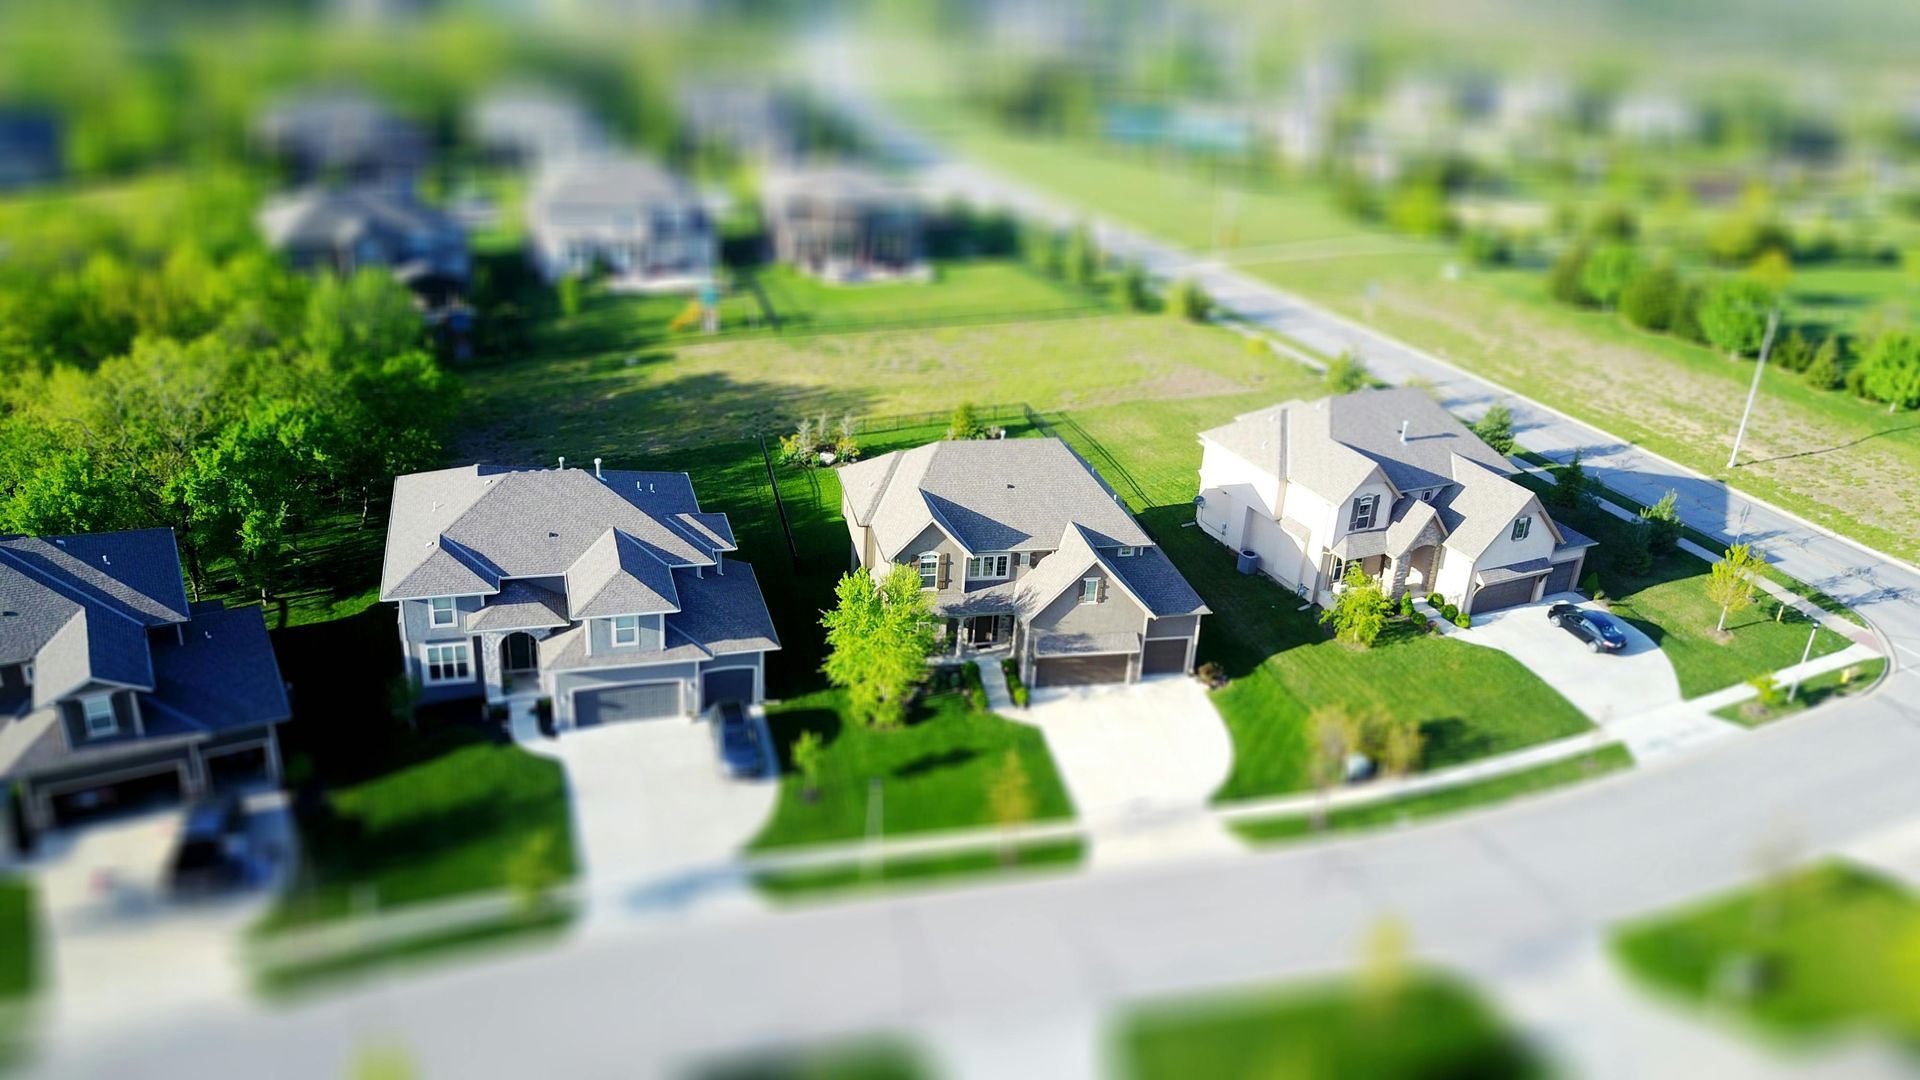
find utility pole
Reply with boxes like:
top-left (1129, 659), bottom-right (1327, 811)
top-left (1726, 308), bottom-right (1782, 470)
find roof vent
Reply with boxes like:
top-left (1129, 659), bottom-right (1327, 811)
top-left (101, 555), bottom-right (111, 565)
top-left (593, 457), bottom-right (603, 479)
top-left (1399, 420), bottom-right (1409, 443)
top-left (558, 456), bottom-right (566, 471)
top-left (53, 538), bottom-right (65, 546)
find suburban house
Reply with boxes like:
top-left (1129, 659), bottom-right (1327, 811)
top-left (1196, 388), bottom-right (1595, 615)
top-left (525, 155), bottom-right (717, 291)
top-left (0, 529), bottom-right (290, 846)
top-left (838, 438), bottom-right (1207, 688)
top-left (470, 85), bottom-right (608, 168)
top-left (254, 90), bottom-right (430, 196)
top-left (258, 186), bottom-right (472, 315)
top-left (378, 463), bottom-right (779, 729)
top-left (762, 165), bottom-right (926, 283)
top-left (677, 82), bottom-right (804, 165)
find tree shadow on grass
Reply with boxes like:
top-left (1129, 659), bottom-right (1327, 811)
top-left (762, 707), bottom-right (842, 771)
top-left (892, 748), bottom-right (981, 780)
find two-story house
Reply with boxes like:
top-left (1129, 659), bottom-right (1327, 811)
top-left (0, 529), bottom-right (290, 849)
top-left (1196, 388), bottom-right (1595, 615)
top-left (254, 90), bottom-right (429, 197)
top-left (838, 438), bottom-right (1207, 688)
top-left (762, 165), bottom-right (926, 284)
top-left (257, 186), bottom-right (472, 314)
top-left (379, 463), bottom-right (778, 729)
top-left (525, 155), bottom-right (718, 292)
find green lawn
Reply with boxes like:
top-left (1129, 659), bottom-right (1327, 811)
top-left (1715, 658), bottom-right (1888, 727)
top-left (254, 907), bottom-right (572, 999)
top-left (1049, 397), bottom-right (1595, 802)
top-left (1614, 861), bottom-right (1920, 1048)
top-left (1118, 972), bottom-right (1543, 1080)
top-left (755, 839), bottom-right (1084, 901)
top-left (0, 877), bottom-right (33, 1003)
top-left (259, 727), bottom-right (577, 932)
top-left (1232, 744), bottom-right (1634, 845)
top-left (749, 689), bottom-right (1075, 851)
top-left (748, 259), bottom-right (1109, 333)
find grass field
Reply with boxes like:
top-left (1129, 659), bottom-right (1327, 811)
top-left (749, 689), bottom-right (1075, 851)
top-left (748, 260), bottom-right (1109, 332)
top-left (755, 839), bottom-right (1084, 901)
top-left (0, 875), bottom-right (31, 1068)
top-left (1050, 397), bottom-right (1594, 801)
top-left (904, 108), bottom-right (1920, 562)
top-left (1614, 861), bottom-right (1920, 1048)
top-left (1118, 971), bottom-right (1543, 1080)
top-left (1715, 658), bottom-right (1887, 727)
top-left (1232, 744), bottom-right (1634, 845)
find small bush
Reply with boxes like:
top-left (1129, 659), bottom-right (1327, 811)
top-left (1453, 612), bottom-right (1471, 629)
top-left (1398, 592), bottom-right (1414, 617)
top-left (1195, 660), bottom-right (1227, 689)
top-left (1168, 277), bottom-right (1212, 321)
top-left (1441, 603), bottom-right (1460, 621)
top-left (1426, 592), bottom-right (1444, 608)
top-left (1325, 351), bottom-right (1371, 393)
top-left (1000, 658), bottom-right (1030, 708)
top-left (1547, 243), bottom-right (1593, 306)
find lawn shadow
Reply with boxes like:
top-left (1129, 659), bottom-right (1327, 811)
top-left (762, 707), bottom-right (843, 771)
top-left (892, 747), bottom-right (982, 780)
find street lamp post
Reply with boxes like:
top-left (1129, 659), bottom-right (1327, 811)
top-left (1786, 620), bottom-right (1822, 703)
top-left (1726, 308), bottom-right (1782, 470)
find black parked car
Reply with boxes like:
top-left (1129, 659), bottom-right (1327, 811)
top-left (1548, 602), bottom-right (1628, 653)
top-left (708, 700), bottom-right (768, 779)
top-left (168, 795), bottom-right (249, 896)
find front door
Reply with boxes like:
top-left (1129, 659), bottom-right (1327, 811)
top-left (967, 615), bottom-right (1005, 646)
top-left (502, 633), bottom-right (538, 674)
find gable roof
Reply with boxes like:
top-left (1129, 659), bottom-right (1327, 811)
top-left (380, 466), bottom-right (734, 603)
top-left (1432, 454), bottom-right (1562, 557)
top-left (531, 155), bottom-right (699, 221)
top-left (258, 187), bottom-right (461, 253)
top-left (0, 530), bottom-right (194, 703)
top-left (1014, 523), bottom-right (1207, 620)
top-left (845, 438), bottom-right (1150, 563)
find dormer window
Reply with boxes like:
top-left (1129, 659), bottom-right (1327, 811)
top-left (1349, 495), bottom-right (1379, 531)
top-left (611, 615), bottom-right (640, 647)
top-left (428, 596), bottom-right (457, 628)
top-left (82, 695), bottom-right (116, 738)
top-left (1511, 516), bottom-right (1532, 542)
top-left (1116, 546), bottom-right (1137, 557)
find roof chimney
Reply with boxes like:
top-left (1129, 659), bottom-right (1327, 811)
top-left (593, 457), bottom-right (603, 479)
top-left (558, 456), bottom-right (566, 471)
top-left (1398, 420), bottom-right (1409, 443)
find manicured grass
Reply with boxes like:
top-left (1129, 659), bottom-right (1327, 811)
top-left (755, 839), bottom-right (1084, 901)
top-left (1049, 397), bottom-right (1595, 802)
top-left (748, 259), bottom-right (1109, 333)
top-left (1232, 744), bottom-right (1634, 845)
top-left (0, 877), bottom-right (34, 1003)
top-left (207, 508), bottom-right (387, 630)
top-left (1715, 658), bottom-right (1888, 727)
top-left (259, 727), bottom-right (577, 932)
top-left (1119, 971), bottom-right (1544, 1080)
top-left (748, 689), bottom-right (1075, 851)
top-left (1613, 861), bottom-right (1920, 1048)
top-left (254, 907), bottom-right (572, 999)
top-left (694, 1037), bottom-right (931, 1080)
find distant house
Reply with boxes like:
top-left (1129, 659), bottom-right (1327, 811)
top-left (762, 166), bottom-right (925, 283)
top-left (379, 464), bottom-right (779, 729)
top-left (1609, 92), bottom-right (1701, 145)
top-left (1196, 388), bottom-right (1595, 615)
top-left (470, 85), bottom-right (607, 168)
top-left (838, 438), bottom-right (1207, 688)
top-left (677, 82), bottom-right (803, 165)
top-left (257, 186), bottom-right (471, 316)
top-left (0, 530), bottom-right (289, 846)
top-left (254, 90), bottom-right (430, 195)
top-left (0, 111), bottom-right (62, 190)
top-left (526, 156), bottom-right (717, 292)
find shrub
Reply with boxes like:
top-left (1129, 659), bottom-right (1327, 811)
top-left (1581, 572), bottom-right (1605, 601)
top-left (1772, 328), bottom-right (1813, 373)
top-left (1168, 277), bottom-right (1212, 321)
top-left (1699, 277), bottom-right (1778, 358)
top-left (1470, 403), bottom-right (1515, 454)
top-left (1546, 243), bottom-right (1593, 306)
top-left (1320, 565), bottom-right (1392, 648)
top-left (1441, 602), bottom-right (1460, 621)
top-left (1398, 592), bottom-right (1414, 618)
top-left (947, 402), bottom-right (989, 440)
top-left (1669, 281), bottom-right (1709, 343)
top-left (1452, 612), bottom-right (1471, 629)
top-left (1000, 658), bottom-right (1030, 708)
top-left (1639, 489), bottom-right (1683, 554)
top-left (1804, 336), bottom-right (1845, 390)
top-left (793, 730), bottom-right (825, 798)
top-left (1120, 261), bottom-right (1152, 311)
top-left (1549, 449), bottom-right (1590, 508)
top-left (1589, 204), bottom-right (1638, 242)
top-left (1195, 660), bottom-right (1227, 689)
top-left (1426, 592), bottom-right (1444, 608)
top-left (959, 661), bottom-right (987, 711)
top-left (1461, 227), bottom-right (1511, 266)
top-left (1617, 520), bottom-right (1653, 576)
top-left (1619, 263), bottom-right (1680, 331)
top-left (1325, 351), bottom-right (1371, 393)
top-left (1580, 242), bottom-right (1642, 309)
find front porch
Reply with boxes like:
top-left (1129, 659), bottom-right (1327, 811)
top-left (940, 612), bottom-right (1015, 660)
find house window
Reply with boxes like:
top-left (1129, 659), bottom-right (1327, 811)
top-left (1421, 489), bottom-right (1435, 502)
top-left (1511, 517), bottom-right (1532, 542)
top-left (1349, 495), bottom-right (1379, 531)
top-left (1329, 556), bottom-right (1350, 583)
top-left (1116, 546), bottom-right (1137, 557)
top-left (917, 552), bottom-right (940, 589)
top-left (428, 597), bottom-right (457, 628)
top-left (611, 615), bottom-right (640, 647)
top-left (424, 643), bottom-right (471, 684)
top-left (967, 554), bottom-right (1011, 581)
top-left (1079, 577), bottom-right (1100, 605)
top-left (81, 696), bottom-right (117, 738)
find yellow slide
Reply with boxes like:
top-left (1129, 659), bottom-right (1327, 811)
top-left (667, 299), bottom-right (703, 332)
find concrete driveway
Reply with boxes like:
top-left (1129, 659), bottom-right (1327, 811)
top-left (1015, 676), bottom-right (1236, 866)
top-left (520, 716), bottom-right (777, 923)
top-left (1451, 593), bottom-right (1684, 723)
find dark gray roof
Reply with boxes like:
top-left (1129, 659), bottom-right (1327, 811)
top-left (1477, 558), bottom-right (1554, 585)
top-left (1013, 523), bottom-right (1208, 620)
top-left (1555, 523), bottom-right (1599, 551)
top-left (143, 602), bottom-right (291, 732)
top-left (255, 91), bottom-right (428, 173)
top-left (257, 187), bottom-right (466, 276)
top-left (666, 563), bottom-right (781, 656)
top-left (530, 156), bottom-right (700, 223)
top-left (0, 529), bottom-right (192, 701)
top-left (764, 165), bottom-right (917, 212)
top-left (540, 624), bottom-right (712, 672)
top-left (467, 581), bottom-right (571, 632)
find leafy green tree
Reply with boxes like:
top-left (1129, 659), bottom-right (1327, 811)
top-left (1639, 489), bottom-right (1683, 554)
top-left (1168, 277), bottom-right (1212, 321)
top-left (1803, 337), bottom-right (1845, 390)
top-left (1669, 281), bottom-right (1710, 344)
top-left (1748, 249), bottom-right (1793, 295)
top-left (1699, 278), bottom-right (1775, 359)
top-left (1120, 261), bottom-right (1152, 311)
top-left (1580, 243), bottom-right (1642, 309)
top-left (793, 729), bottom-right (825, 800)
top-left (1385, 182), bottom-right (1453, 237)
top-left (821, 564), bottom-right (938, 729)
top-left (1378, 717), bottom-right (1424, 779)
top-left (946, 402), bottom-right (989, 440)
top-left (1618, 264), bottom-right (1680, 331)
top-left (1320, 565), bottom-right (1391, 648)
top-left (1549, 450), bottom-right (1589, 508)
top-left (304, 269), bottom-right (424, 366)
top-left (1063, 222), bottom-right (1100, 286)
top-left (1325, 351), bottom-right (1371, 394)
top-left (1707, 543), bottom-right (1763, 633)
top-left (1857, 330), bottom-right (1920, 411)
top-left (184, 396), bottom-right (326, 601)
top-left (1471, 403), bottom-right (1516, 454)
top-left (557, 272), bottom-right (584, 319)
top-left (1588, 204), bottom-right (1638, 242)
top-left (1772, 329), bottom-right (1813, 373)
top-left (1546, 244), bottom-right (1593, 306)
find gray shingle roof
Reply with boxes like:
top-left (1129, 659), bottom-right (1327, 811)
top-left (257, 187), bottom-right (463, 256)
top-left (530, 155), bottom-right (699, 224)
top-left (0, 529), bottom-right (194, 701)
top-left (566, 530), bottom-right (681, 619)
top-left (847, 438), bottom-right (1150, 561)
top-left (467, 581), bottom-right (571, 632)
top-left (764, 165), bottom-right (915, 211)
top-left (255, 91), bottom-right (428, 173)
top-left (1477, 558), bottom-right (1554, 584)
top-left (667, 563), bottom-right (781, 655)
top-left (144, 602), bottom-right (291, 732)
top-left (1013, 523), bottom-right (1207, 620)
top-left (1433, 455), bottom-right (1553, 558)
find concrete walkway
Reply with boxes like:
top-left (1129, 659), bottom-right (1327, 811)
top-left (1449, 595), bottom-right (1684, 725)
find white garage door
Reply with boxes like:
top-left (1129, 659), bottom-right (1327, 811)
top-left (574, 682), bottom-right (682, 728)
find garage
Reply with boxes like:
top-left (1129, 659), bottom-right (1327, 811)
top-left (1543, 559), bottom-right (1580, 597)
top-left (573, 682), bottom-right (682, 728)
top-left (206, 744), bottom-right (273, 790)
top-left (701, 667), bottom-right (756, 709)
top-left (1141, 637), bottom-right (1191, 677)
top-left (1033, 653), bottom-right (1131, 688)
top-left (1469, 575), bottom-right (1543, 614)
top-left (48, 766), bottom-right (184, 826)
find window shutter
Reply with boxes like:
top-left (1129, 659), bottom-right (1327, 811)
top-left (939, 552), bottom-right (950, 590)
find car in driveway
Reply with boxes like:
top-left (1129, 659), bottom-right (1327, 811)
top-left (167, 795), bottom-right (251, 896)
top-left (708, 700), bottom-right (770, 779)
top-left (1547, 602), bottom-right (1628, 653)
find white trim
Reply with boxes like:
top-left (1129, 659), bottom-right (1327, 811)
top-left (422, 642), bottom-right (473, 685)
top-left (966, 553), bottom-right (1011, 582)
top-left (610, 614), bottom-right (641, 647)
top-left (916, 551), bottom-right (940, 590)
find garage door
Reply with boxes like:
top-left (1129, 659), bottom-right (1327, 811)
top-left (1033, 654), bottom-right (1130, 687)
top-left (1469, 576), bottom-right (1541, 614)
top-left (50, 767), bottom-right (184, 826)
top-left (1141, 637), bottom-right (1190, 677)
top-left (574, 682), bottom-right (682, 728)
top-left (701, 667), bottom-right (756, 709)
top-left (1543, 559), bottom-right (1580, 597)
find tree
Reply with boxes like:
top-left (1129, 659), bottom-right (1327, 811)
top-left (1707, 543), bottom-right (1762, 634)
top-left (1378, 718), bottom-right (1424, 778)
top-left (1307, 706), bottom-right (1357, 828)
top-left (821, 564), bottom-right (938, 729)
top-left (946, 401), bottom-right (988, 440)
top-left (1669, 281), bottom-right (1710, 344)
top-left (1320, 565), bottom-right (1391, 648)
top-left (1546, 244), bottom-right (1593, 306)
top-left (1618, 264), bottom-right (1680, 331)
top-left (1803, 336), bottom-right (1845, 390)
top-left (1324, 351), bottom-right (1370, 394)
top-left (1748, 249), bottom-right (1793, 295)
top-left (1772, 329), bottom-right (1813, 374)
top-left (1639, 489), bottom-right (1682, 554)
top-left (557, 272), bottom-right (584, 319)
top-left (1857, 330), bottom-right (1920, 412)
top-left (1168, 277), bottom-right (1211, 321)
top-left (1548, 449), bottom-right (1589, 508)
top-left (1747, 672), bottom-right (1786, 712)
top-left (1063, 222), bottom-right (1100, 286)
top-left (1470, 403), bottom-right (1515, 454)
top-left (1589, 204), bottom-right (1638, 242)
top-left (793, 730), bottom-right (825, 801)
top-left (987, 748), bottom-right (1034, 862)
top-left (1698, 278), bottom-right (1775, 359)
top-left (1385, 181), bottom-right (1453, 237)
top-left (1580, 243), bottom-right (1642, 309)
top-left (1120, 261), bottom-right (1152, 311)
